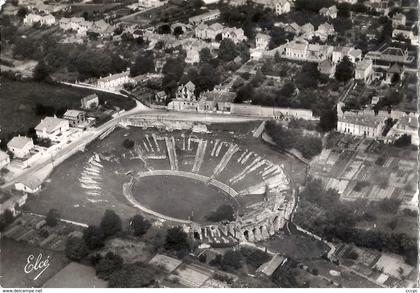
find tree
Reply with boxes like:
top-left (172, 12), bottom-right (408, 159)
top-left (295, 63), bottom-right (320, 89)
top-left (83, 225), bottom-right (105, 250)
top-left (335, 56), bottom-right (354, 82)
top-left (122, 139), bottom-right (135, 149)
top-left (192, 0), bottom-right (203, 9)
top-left (45, 209), bottom-right (59, 227)
top-left (3, 209), bottom-right (14, 224)
top-left (199, 48), bottom-right (212, 64)
top-left (164, 226), bottom-right (189, 252)
top-left (218, 38), bottom-right (238, 62)
top-left (157, 24), bottom-right (171, 34)
top-left (394, 134), bottom-right (411, 147)
top-left (100, 210), bottom-right (122, 237)
top-left (33, 61), bottom-right (50, 82)
top-left (95, 252), bottom-right (123, 280)
top-left (17, 6), bottom-right (28, 19)
top-left (65, 237), bottom-right (89, 261)
top-left (195, 63), bottom-right (220, 92)
top-left (173, 26), bottom-right (183, 37)
top-left (221, 250), bottom-right (242, 271)
top-left (108, 262), bottom-right (158, 288)
top-left (319, 108), bottom-right (338, 132)
top-left (130, 51), bottom-right (155, 76)
top-left (130, 215), bottom-right (151, 237)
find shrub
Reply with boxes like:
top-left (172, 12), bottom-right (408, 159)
top-left (122, 139), bottom-right (135, 149)
top-left (65, 237), bottom-right (89, 261)
top-left (45, 209), bottom-right (59, 227)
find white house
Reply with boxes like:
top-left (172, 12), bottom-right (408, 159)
top-left (392, 27), bottom-right (414, 41)
top-left (35, 116), bottom-right (70, 141)
top-left (167, 81), bottom-right (197, 111)
top-left (355, 59), bottom-right (374, 83)
top-left (97, 70), bottom-right (133, 90)
top-left (189, 9), bottom-right (221, 25)
top-left (59, 17), bottom-right (92, 36)
top-left (195, 23), bottom-right (224, 40)
top-left (337, 106), bottom-right (385, 138)
top-left (255, 33), bottom-right (271, 50)
top-left (138, 0), bottom-right (165, 8)
top-left (24, 13), bottom-right (55, 26)
top-left (7, 136), bottom-right (34, 159)
top-left (332, 46), bottom-right (362, 63)
top-left (0, 193), bottom-right (27, 216)
top-left (14, 177), bottom-right (42, 194)
top-left (81, 94), bottom-right (99, 109)
top-left (222, 27), bottom-right (247, 43)
top-left (319, 6), bottom-right (338, 19)
top-left (275, 0), bottom-right (290, 16)
top-left (0, 150), bottom-right (10, 169)
top-left (314, 22), bottom-right (335, 41)
top-left (337, 0), bottom-right (357, 4)
top-left (388, 114), bottom-right (419, 145)
top-left (392, 13), bottom-right (406, 27)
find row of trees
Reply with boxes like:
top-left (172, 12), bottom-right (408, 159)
top-left (13, 35), bottom-right (128, 81)
top-left (65, 209), bottom-right (192, 285)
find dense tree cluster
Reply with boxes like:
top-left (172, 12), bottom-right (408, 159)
top-left (130, 51), bottom-right (155, 76)
top-left (45, 209), bottom-right (60, 227)
top-left (108, 262), bottom-right (159, 288)
top-left (164, 226), bottom-right (189, 252)
top-left (295, 179), bottom-right (418, 266)
top-left (65, 237), bottom-right (89, 261)
top-left (162, 56), bottom-right (186, 95)
top-left (220, 3), bottom-right (274, 38)
top-left (0, 209), bottom-right (14, 232)
top-left (95, 252), bottom-right (124, 280)
top-left (130, 214), bottom-right (151, 237)
top-left (13, 35), bottom-right (128, 80)
top-left (334, 56), bottom-right (354, 82)
top-left (217, 39), bottom-right (249, 63)
top-left (265, 122), bottom-right (323, 159)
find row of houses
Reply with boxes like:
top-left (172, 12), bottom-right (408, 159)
top-left (336, 103), bottom-right (419, 145)
top-left (23, 13), bottom-right (55, 26)
top-left (0, 93), bottom-right (99, 169)
top-left (166, 81), bottom-right (315, 120)
top-left (195, 23), bottom-right (247, 44)
top-left (59, 18), bottom-right (114, 38)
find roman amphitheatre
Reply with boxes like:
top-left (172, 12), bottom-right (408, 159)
top-left (27, 118), bottom-right (306, 246)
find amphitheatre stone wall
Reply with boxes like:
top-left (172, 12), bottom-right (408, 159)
top-left (84, 121), bottom-right (297, 245)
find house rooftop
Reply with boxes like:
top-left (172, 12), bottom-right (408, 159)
top-left (184, 81), bottom-right (196, 91)
top-left (0, 150), bottom-right (9, 162)
top-left (339, 111), bottom-right (384, 127)
top-left (17, 176), bottom-right (43, 190)
top-left (82, 94), bottom-right (99, 102)
top-left (7, 136), bottom-right (32, 149)
top-left (199, 89), bottom-right (236, 103)
top-left (98, 71), bottom-right (130, 83)
top-left (35, 116), bottom-right (68, 133)
top-left (356, 59), bottom-right (372, 70)
top-left (63, 109), bottom-right (85, 118)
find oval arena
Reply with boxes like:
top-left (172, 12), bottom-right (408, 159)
top-left (34, 120), bottom-right (297, 247)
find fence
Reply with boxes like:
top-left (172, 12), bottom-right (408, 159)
top-left (230, 104), bottom-right (317, 120)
